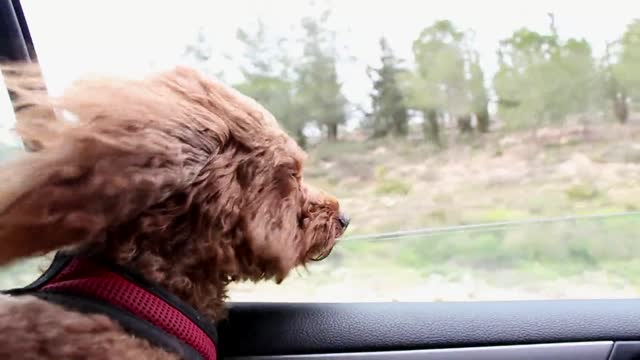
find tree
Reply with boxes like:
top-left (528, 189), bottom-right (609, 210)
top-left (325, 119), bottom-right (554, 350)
top-left (399, 67), bottom-right (442, 144)
top-left (366, 37), bottom-right (409, 138)
top-left (401, 20), bottom-right (476, 144)
top-left (234, 21), bottom-right (308, 146)
top-left (604, 42), bottom-right (628, 123)
top-left (493, 16), bottom-right (602, 128)
top-left (184, 28), bottom-right (212, 63)
top-left (466, 44), bottom-right (490, 133)
top-left (494, 28), bottom-right (559, 127)
top-left (610, 20), bottom-right (640, 123)
top-left (419, 21), bottom-right (470, 131)
top-left (296, 11), bottom-right (348, 141)
top-left (183, 28), bottom-right (225, 80)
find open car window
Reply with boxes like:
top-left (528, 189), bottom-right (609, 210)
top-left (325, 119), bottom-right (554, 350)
top-left (1, 0), bottom-right (640, 305)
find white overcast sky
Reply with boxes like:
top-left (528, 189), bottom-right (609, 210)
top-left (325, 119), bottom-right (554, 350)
top-left (10, 1), bottom-right (640, 112)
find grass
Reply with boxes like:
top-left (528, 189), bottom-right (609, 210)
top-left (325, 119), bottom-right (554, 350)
top-left (373, 165), bottom-right (412, 195)
top-left (565, 182), bottom-right (601, 201)
top-left (310, 141), bottom-right (376, 162)
top-left (476, 208), bottom-right (530, 222)
top-left (336, 213), bottom-right (640, 282)
top-left (375, 178), bottom-right (412, 195)
top-left (311, 216), bottom-right (640, 301)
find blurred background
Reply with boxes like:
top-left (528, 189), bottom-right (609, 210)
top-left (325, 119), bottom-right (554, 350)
top-left (1, 0), bottom-right (640, 302)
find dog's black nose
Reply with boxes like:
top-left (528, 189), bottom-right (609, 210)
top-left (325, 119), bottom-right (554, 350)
top-left (338, 213), bottom-right (350, 229)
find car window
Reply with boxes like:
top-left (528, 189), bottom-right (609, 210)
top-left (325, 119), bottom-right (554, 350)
top-left (2, 0), bottom-right (640, 303)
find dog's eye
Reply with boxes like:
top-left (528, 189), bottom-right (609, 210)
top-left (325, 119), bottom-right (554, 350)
top-left (275, 165), bottom-right (299, 196)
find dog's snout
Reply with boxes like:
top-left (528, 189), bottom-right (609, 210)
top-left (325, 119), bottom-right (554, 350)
top-left (338, 213), bottom-right (350, 229)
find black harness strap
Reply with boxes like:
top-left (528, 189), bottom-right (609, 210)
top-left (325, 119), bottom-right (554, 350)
top-left (2, 253), bottom-right (216, 360)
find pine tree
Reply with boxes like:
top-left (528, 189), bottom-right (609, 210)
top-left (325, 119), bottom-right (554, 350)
top-left (296, 12), bottom-right (348, 142)
top-left (234, 21), bottom-right (307, 146)
top-left (367, 38), bottom-right (409, 138)
top-left (610, 20), bottom-right (640, 123)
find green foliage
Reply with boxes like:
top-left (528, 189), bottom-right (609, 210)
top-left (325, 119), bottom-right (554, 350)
top-left (235, 76), bottom-right (305, 142)
top-left (401, 21), bottom-right (455, 112)
top-left (468, 56), bottom-right (490, 132)
top-left (296, 10), bottom-right (348, 141)
top-left (182, 28), bottom-right (225, 80)
top-left (374, 165), bottom-right (411, 195)
top-left (401, 20), bottom-right (491, 140)
top-left (409, 20), bottom-right (468, 114)
top-left (184, 28), bottom-right (212, 63)
top-left (366, 38), bottom-right (409, 138)
top-left (493, 17), bottom-right (604, 128)
top-left (613, 20), bottom-right (640, 97)
top-left (185, 15), bottom-right (640, 147)
top-left (370, 216), bottom-right (640, 277)
top-left (478, 208), bottom-right (529, 222)
top-left (233, 10), bottom-right (350, 144)
top-left (565, 182), bottom-right (601, 201)
top-left (312, 140), bottom-right (375, 162)
top-left (608, 19), bottom-right (640, 123)
top-left (375, 179), bottom-right (412, 195)
top-left (234, 21), bottom-right (307, 145)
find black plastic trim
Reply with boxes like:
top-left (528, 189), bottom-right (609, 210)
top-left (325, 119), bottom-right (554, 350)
top-left (10, 0), bottom-right (37, 61)
top-left (608, 341), bottom-right (640, 360)
top-left (0, 0), bottom-right (30, 62)
top-left (218, 301), bottom-right (640, 357)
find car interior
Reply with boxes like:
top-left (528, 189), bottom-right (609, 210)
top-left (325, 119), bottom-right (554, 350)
top-left (2, 1), bottom-right (640, 359)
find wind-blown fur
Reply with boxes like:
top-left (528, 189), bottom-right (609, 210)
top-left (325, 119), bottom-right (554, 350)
top-left (0, 64), bottom-right (345, 359)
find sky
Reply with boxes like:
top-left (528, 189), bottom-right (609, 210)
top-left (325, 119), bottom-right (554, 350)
top-left (6, 0), bottom-right (640, 120)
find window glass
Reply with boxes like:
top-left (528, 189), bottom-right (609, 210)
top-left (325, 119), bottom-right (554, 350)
top-left (2, 0), bottom-right (640, 302)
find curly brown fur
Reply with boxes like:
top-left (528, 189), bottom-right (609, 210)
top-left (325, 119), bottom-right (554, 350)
top-left (0, 64), bottom-right (346, 358)
top-left (0, 296), bottom-right (177, 360)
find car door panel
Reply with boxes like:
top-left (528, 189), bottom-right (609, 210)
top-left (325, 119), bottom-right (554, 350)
top-left (219, 301), bottom-right (640, 358)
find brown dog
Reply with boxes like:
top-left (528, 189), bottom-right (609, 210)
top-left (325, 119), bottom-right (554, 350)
top-left (0, 65), bottom-right (347, 359)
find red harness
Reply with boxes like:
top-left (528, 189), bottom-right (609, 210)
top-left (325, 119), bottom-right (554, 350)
top-left (3, 253), bottom-right (218, 360)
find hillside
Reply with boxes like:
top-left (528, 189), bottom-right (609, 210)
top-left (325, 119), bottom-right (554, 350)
top-left (231, 120), bottom-right (640, 301)
top-left (3, 121), bottom-right (640, 302)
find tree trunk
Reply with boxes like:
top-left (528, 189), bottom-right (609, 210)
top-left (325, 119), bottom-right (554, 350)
top-left (296, 128), bottom-right (307, 149)
top-left (457, 114), bottom-right (473, 133)
top-left (372, 128), bottom-right (388, 139)
top-left (327, 123), bottom-right (338, 141)
top-left (423, 109), bottom-right (441, 146)
top-left (392, 110), bottom-right (409, 138)
top-left (476, 106), bottom-right (490, 133)
top-left (371, 116), bottom-right (388, 138)
top-left (614, 92), bottom-right (629, 124)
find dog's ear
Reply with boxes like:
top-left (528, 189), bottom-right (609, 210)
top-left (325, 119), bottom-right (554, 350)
top-left (0, 65), bottom-right (216, 265)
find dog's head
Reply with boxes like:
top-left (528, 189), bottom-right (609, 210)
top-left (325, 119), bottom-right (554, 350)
top-left (171, 68), bottom-right (350, 283)
top-left (0, 65), bottom-right (348, 289)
